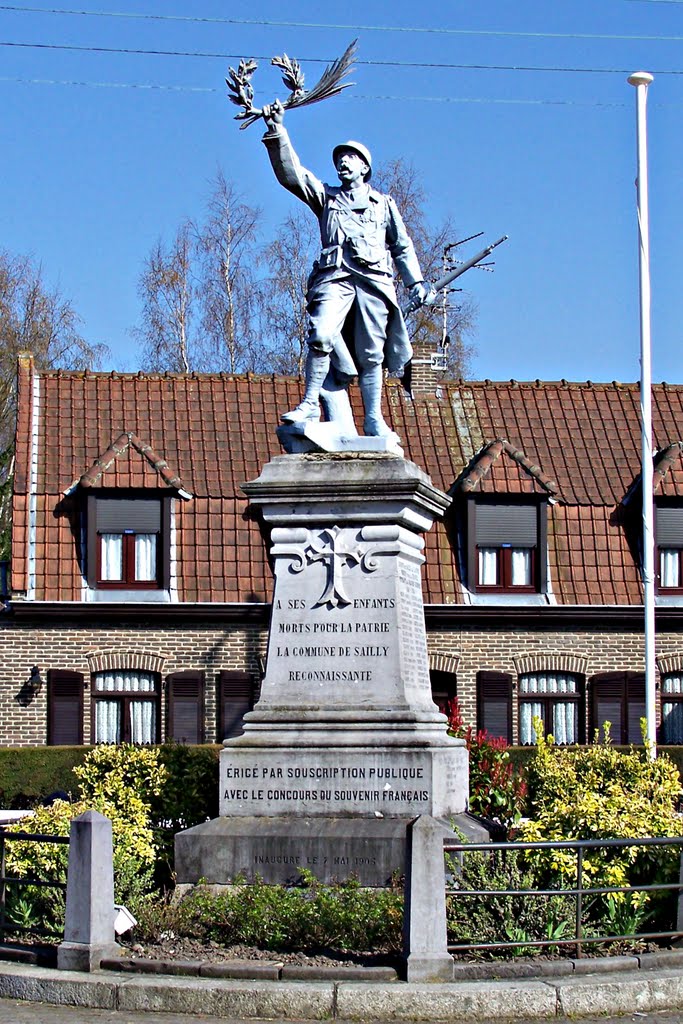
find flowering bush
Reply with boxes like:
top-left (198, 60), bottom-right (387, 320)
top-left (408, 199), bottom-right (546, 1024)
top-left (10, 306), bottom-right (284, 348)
top-left (446, 699), bottom-right (527, 828)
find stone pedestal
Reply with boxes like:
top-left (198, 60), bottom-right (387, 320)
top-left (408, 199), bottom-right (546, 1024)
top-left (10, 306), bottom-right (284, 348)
top-left (176, 453), bottom-right (470, 886)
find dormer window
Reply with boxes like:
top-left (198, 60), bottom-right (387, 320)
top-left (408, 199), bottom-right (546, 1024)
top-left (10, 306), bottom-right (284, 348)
top-left (656, 506), bottom-right (683, 592)
top-left (87, 494), bottom-right (170, 591)
top-left (468, 501), bottom-right (545, 593)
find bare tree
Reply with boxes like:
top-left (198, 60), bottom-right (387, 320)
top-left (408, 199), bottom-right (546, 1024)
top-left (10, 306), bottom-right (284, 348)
top-left (259, 210), bottom-right (317, 375)
top-left (0, 249), bottom-right (107, 557)
top-left (134, 175), bottom-right (263, 374)
top-left (134, 222), bottom-right (197, 373)
top-left (372, 158), bottom-right (477, 378)
top-left (196, 171), bottom-right (263, 373)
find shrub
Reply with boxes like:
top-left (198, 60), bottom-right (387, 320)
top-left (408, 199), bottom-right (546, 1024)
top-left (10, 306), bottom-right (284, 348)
top-left (148, 744), bottom-right (220, 887)
top-left (132, 872), bottom-right (404, 954)
top-left (5, 745), bottom-right (169, 928)
top-left (150, 744), bottom-right (219, 831)
top-left (0, 746), bottom-right (87, 806)
top-left (447, 846), bottom-right (575, 958)
top-left (516, 723), bottom-right (683, 936)
top-left (447, 699), bottom-right (527, 828)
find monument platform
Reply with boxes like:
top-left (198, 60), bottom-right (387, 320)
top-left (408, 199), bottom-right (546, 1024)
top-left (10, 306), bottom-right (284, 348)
top-left (176, 453), bottom-right (473, 887)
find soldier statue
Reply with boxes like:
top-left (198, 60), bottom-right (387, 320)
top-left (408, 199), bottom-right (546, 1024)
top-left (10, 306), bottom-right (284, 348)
top-left (261, 100), bottom-right (427, 437)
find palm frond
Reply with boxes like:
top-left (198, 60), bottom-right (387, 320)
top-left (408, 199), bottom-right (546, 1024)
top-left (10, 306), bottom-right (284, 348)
top-left (289, 39), bottom-right (357, 110)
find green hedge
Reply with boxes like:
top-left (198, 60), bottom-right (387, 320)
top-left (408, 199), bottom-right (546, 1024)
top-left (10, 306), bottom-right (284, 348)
top-left (0, 746), bottom-right (87, 806)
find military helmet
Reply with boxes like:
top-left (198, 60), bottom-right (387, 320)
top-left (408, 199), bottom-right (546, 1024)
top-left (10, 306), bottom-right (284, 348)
top-left (332, 140), bottom-right (372, 181)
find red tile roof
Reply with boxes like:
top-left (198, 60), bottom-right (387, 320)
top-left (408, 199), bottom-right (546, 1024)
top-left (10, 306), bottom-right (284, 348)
top-left (12, 361), bottom-right (683, 606)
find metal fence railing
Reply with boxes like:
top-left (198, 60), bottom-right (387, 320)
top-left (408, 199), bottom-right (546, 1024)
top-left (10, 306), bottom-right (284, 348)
top-left (0, 828), bottom-right (69, 943)
top-left (444, 835), bottom-right (683, 958)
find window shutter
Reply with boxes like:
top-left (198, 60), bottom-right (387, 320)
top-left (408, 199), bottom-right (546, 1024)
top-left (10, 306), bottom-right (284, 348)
top-left (476, 504), bottom-right (537, 547)
top-left (656, 507), bottom-right (683, 547)
top-left (626, 673), bottom-right (646, 745)
top-left (218, 671), bottom-right (255, 741)
top-left (96, 499), bottom-right (161, 533)
top-left (48, 670), bottom-right (84, 745)
top-left (593, 671), bottom-right (626, 745)
top-left (167, 671), bottom-right (204, 744)
top-left (477, 671), bottom-right (512, 743)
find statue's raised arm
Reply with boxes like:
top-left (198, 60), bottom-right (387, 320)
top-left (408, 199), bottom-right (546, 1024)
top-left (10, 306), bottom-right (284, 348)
top-left (262, 101), bottom-right (327, 216)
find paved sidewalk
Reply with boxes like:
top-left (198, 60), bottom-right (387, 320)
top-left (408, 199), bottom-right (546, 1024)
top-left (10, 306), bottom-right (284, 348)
top-left (3, 959), bottom-right (683, 1021)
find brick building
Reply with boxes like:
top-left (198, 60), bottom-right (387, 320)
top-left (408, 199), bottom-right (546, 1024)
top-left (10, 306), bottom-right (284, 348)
top-left (3, 350), bottom-right (683, 748)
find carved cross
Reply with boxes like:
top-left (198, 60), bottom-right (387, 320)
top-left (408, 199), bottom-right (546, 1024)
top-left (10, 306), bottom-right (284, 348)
top-left (306, 526), bottom-right (363, 608)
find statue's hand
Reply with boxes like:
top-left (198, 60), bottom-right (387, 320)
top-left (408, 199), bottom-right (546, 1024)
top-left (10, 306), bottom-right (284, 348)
top-left (262, 99), bottom-right (285, 130)
top-left (408, 282), bottom-right (428, 306)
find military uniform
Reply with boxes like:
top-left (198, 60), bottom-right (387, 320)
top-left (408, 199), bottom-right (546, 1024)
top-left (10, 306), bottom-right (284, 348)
top-left (262, 125), bottom-right (423, 382)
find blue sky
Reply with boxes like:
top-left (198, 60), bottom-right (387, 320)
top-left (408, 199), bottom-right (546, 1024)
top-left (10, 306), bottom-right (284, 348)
top-left (1, 0), bottom-right (682, 383)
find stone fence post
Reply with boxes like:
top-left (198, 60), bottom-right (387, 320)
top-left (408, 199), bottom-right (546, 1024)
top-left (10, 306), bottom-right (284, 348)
top-left (402, 815), bottom-right (454, 982)
top-left (57, 810), bottom-right (119, 972)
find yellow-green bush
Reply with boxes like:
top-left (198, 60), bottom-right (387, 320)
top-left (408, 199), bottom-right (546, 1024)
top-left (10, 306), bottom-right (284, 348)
top-left (5, 745), bottom-right (168, 928)
top-left (516, 725), bottom-right (683, 934)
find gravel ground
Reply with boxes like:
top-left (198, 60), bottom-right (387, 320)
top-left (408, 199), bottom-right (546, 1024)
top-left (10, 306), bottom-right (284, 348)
top-left (121, 936), bottom-right (400, 969)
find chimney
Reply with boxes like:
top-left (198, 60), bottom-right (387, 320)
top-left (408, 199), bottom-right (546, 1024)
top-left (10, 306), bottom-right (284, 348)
top-left (405, 339), bottom-right (450, 397)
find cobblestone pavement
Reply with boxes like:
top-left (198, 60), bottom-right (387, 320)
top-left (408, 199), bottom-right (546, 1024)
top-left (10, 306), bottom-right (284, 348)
top-left (1, 1003), bottom-right (683, 1024)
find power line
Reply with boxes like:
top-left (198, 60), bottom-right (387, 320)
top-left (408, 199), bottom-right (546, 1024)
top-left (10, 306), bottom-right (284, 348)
top-left (0, 74), bottom-right (215, 90)
top-left (3, 4), bottom-right (683, 43)
top-left (3, 39), bottom-right (683, 76)
top-left (0, 76), bottom-right (639, 105)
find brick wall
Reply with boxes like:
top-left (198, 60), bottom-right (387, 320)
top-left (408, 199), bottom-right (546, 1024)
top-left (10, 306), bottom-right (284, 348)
top-left (426, 623), bottom-right (683, 743)
top-left (2, 614), bottom-right (680, 747)
top-left (0, 620), bottom-right (268, 746)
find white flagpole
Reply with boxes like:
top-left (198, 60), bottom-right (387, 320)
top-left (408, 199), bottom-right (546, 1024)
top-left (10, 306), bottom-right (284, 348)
top-left (627, 71), bottom-right (656, 757)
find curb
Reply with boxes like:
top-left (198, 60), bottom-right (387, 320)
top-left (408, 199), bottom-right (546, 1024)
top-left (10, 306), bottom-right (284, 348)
top-left (2, 959), bottom-right (683, 1020)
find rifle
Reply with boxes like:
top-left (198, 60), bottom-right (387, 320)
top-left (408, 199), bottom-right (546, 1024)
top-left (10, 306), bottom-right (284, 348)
top-left (403, 235), bottom-right (508, 315)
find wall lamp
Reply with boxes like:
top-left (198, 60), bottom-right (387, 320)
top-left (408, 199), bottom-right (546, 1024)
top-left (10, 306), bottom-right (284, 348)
top-left (15, 666), bottom-right (44, 707)
top-left (26, 666), bottom-right (43, 697)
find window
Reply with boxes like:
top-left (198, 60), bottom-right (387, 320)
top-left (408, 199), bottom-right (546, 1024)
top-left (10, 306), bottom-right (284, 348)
top-left (87, 495), bottom-right (170, 590)
top-left (660, 550), bottom-right (682, 589)
top-left (167, 671), bottom-right (204, 744)
top-left (519, 672), bottom-right (582, 745)
top-left (591, 672), bottom-right (645, 745)
top-left (477, 671), bottom-right (512, 743)
top-left (92, 670), bottom-right (160, 744)
top-left (478, 547), bottom-right (533, 588)
top-left (656, 506), bottom-right (683, 592)
top-left (468, 502), bottom-right (545, 593)
top-left (661, 674), bottom-right (683, 744)
top-left (48, 670), bottom-right (84, 745)
top-left (218, 671), bottom-right (256, 741)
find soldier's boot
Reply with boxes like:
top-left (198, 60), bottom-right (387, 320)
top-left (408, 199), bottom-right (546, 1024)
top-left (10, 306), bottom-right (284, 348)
top-left (320, 367), bottom-right (357, 434)
top-left (360, 365), bottom-right (392, 437)
top-left (281, 351), bottom-right (330, 423)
